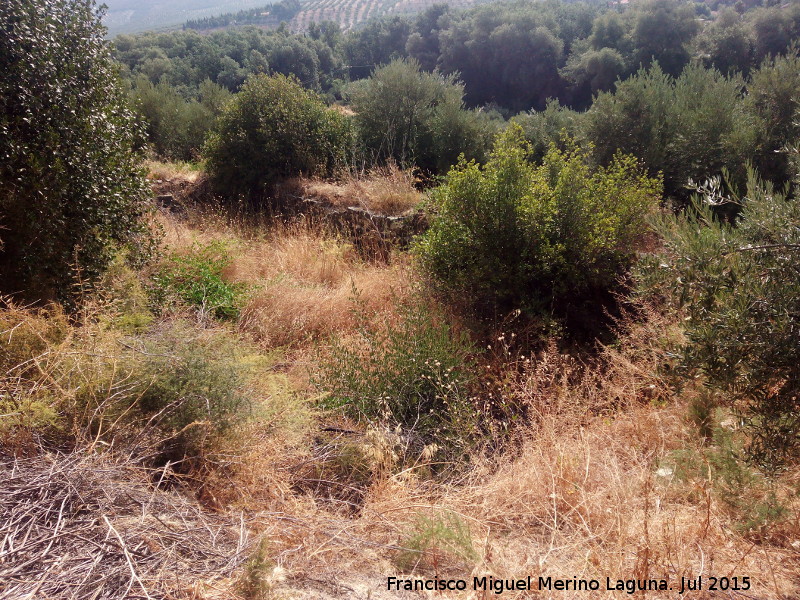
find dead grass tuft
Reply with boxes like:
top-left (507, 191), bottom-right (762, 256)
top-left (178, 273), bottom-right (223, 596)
top-left (300, 162), bottom-right (423, 216)
top-left (145, 158), bottom-right (202, 183)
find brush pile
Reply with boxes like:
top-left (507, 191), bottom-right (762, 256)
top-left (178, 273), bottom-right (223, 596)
top-left (0, 451), bottom-right (249, 599)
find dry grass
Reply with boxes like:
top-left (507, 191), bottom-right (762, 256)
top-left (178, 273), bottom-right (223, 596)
top-left (145, 158), bottom-right (202, 182)
top-left (346, 403), bottom-right (799, 599)
top-left (300, 163), bottom-right (423, 216)
top-left (6, 183), bottom-right (800, 598)
top-left (158, 209), bottom-right (412, 352)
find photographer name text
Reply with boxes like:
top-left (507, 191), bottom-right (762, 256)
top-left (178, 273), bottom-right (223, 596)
top-left (387, 575), bottom-right (752, 595)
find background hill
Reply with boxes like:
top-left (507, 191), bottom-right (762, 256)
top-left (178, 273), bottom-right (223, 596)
top-left (103, 0), bottom-right (273, 35)
top-left (102, 0), bottom-right (487, 36)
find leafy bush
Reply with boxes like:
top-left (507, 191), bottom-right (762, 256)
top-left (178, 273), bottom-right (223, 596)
top-left (637, 169), bottom-right (800, 470)
top-left (346, 58), bottom-right (496, 174)
top-left (584, 63), bottom-right (758, 199)
top-left (416, 124), bottom-right (661, 328)
top-left (745, 48), bottom-right (800, 183)
top-left (204, 73), bottom-right (352, 201)
top-left (131, 77), bottom-right (231, 161)
top-left (315, 298), bottom-right (479, 451)
top-left (512, 99), bottom-right (583, 164)
top-left (152, 242), bottom-right (247, 320)
top-left (0, 0), bottom-right (150, 303)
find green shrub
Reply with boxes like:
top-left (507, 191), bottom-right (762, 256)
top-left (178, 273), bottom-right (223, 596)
top-left (416, 124), bottom-right (661, 328)
top-left (346, 58), bottom-right (496, 173)
top-left (584, 63), bottom-right (758, 200)
top-left (637, 168), bottom-right (800, 470)
top-left (131, 77), bottom-right (231, 161)
top-left (125, 321), bottom-right (254, 464)
top-left (745, 48), bottom-right (800, 183)
top-left (512, 99), bottom-right (583, 163)
top-left (237, 538), bottom-right (275, 600)
top-left (315, 298), bottom-right (479, 452)
top-left (395, 511), bottom-right (477, 572)
top-left (0, 0), bottom-right (151, 303)
top-left (151, 242), bottom-right (247, 320)
top-left (204, 73), bottom-right (352, 201)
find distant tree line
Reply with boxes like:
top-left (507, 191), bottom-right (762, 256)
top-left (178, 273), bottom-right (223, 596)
top-left (183, 0), bottom-right (301, 31)
top-left (116, 0), bottom-right (800, 109)
top-left (115, 0), bottom-right (800, 199)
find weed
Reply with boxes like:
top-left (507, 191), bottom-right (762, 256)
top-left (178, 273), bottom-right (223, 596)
top-left (314, 295), bottom-right (480, 455)
top-left (124, 320), bottom-right (255, 466)
top-left (99, 253), bottom-right (154, 333)
top-left (0, 301), bottom-right (69, 375)
top-left (394, 511), bottom-right (477, 572)
top-left (237, 538), bottom-right (276, 600)
top-left (151, 241), bottom-right (247, 320)
top-left (0, 302), bottom-right (68, 439)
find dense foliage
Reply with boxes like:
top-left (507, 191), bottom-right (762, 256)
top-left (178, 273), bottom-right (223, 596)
top-left (0, 0), bottom-right (150, 303)
top-left (183, 0), bottom-right (301, 31)
top-left (416, 125), bottom-right (661, 327)
top-left (204, 73), bottom-right (352, 200)
top-left (114, 0), bottom-right (800, 114)
top-left (130, 77), bottom-right (231, 160)
top-left (317, 299), bottom-right (479, 451)
top-left (584, 63), bottom-right (759, 199)
top-left (346, 58), bottom-right (499, 172)
top-left (638, 170), bottom-right (800, 470)
top-left (112, 0), bottom-right (800, 193)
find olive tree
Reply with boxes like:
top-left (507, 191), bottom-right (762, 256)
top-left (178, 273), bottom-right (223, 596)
top-left (637, 170), bottom-right (800, 470)
top-left (204, 73), bottom-right (352, 201)
top-left (0, 0), bottom-right (150, 303)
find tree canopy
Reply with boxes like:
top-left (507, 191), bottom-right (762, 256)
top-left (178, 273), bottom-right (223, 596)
top-left (0, 0), bottom-right (150, 303)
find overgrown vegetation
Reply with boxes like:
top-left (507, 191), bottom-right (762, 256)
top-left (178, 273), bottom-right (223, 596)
top-left (0, 0), bottom-right (151, 303)
top-left (417, 125), bottom-right (661, 328)
top-left (204, 73), bottom-right (352, 200)
top-left (4, 0), bottom-right (800, 596)
top-left (316, 297), bottom-right (479, 453)
top-left (151, 241), bottom-right (248, 320)
top-left (639, 169), bottom-right (800, 470)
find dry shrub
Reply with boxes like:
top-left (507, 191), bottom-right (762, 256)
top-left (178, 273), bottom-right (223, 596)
top-left (0, 292), bottom-right (310, 475)
top-left (351, 402), bottom-right (799, 598)
top-left (299, 162), bottom-right (423, 216)
top-left (0, 300), bottom-right (71, 449)
top-left (0, 299), bottom-right (69, 375)
top-left (507, 302), bottom-right (686, 425)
